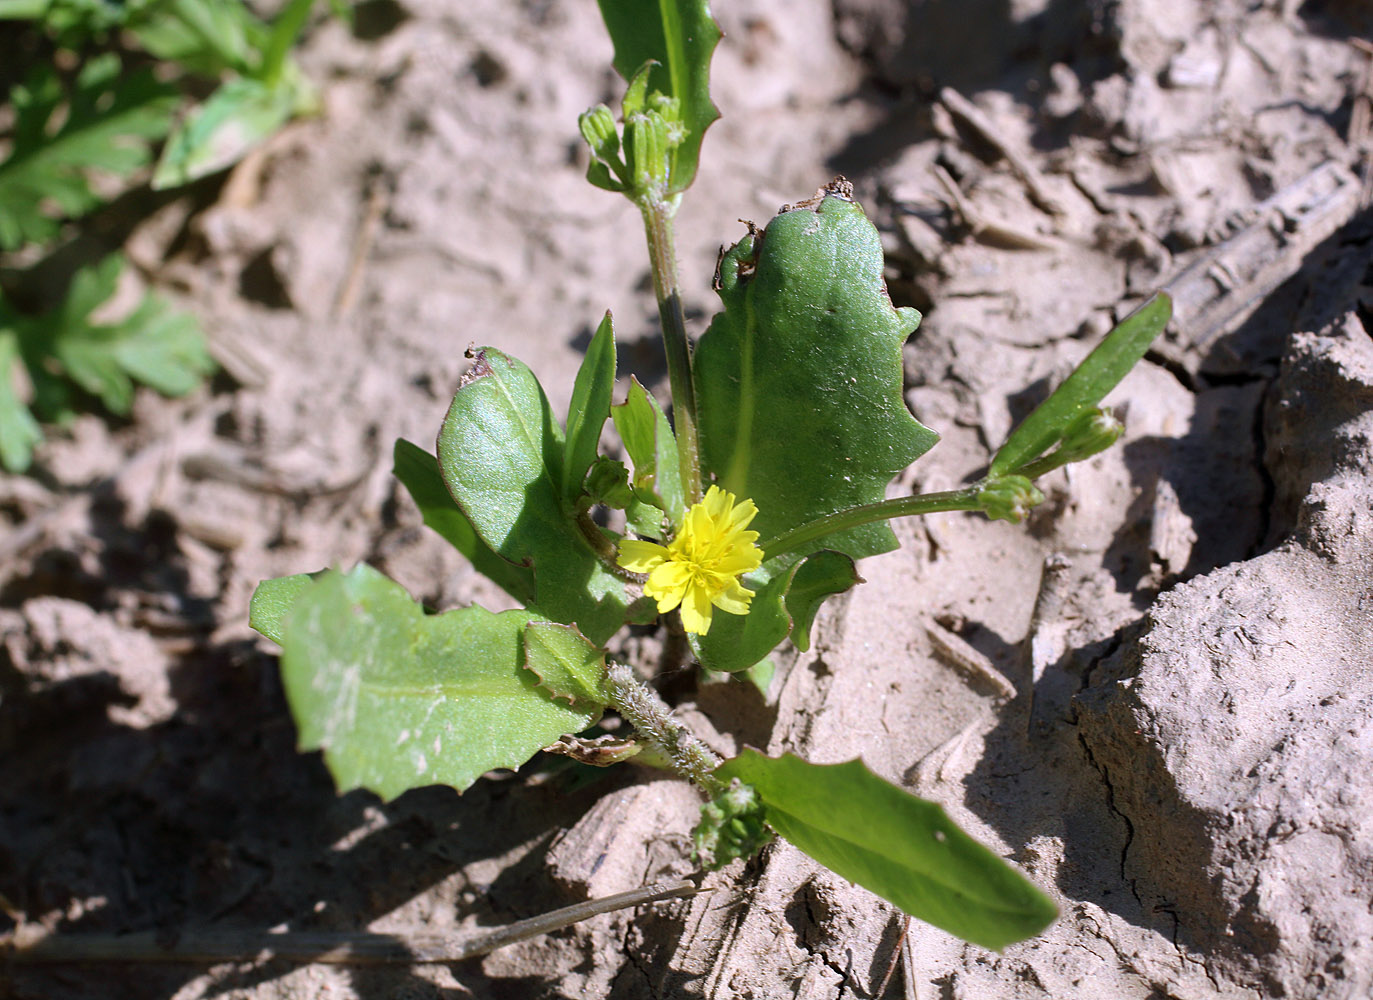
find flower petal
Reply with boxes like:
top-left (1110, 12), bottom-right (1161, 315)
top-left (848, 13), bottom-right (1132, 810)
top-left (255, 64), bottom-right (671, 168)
top-left (727, 498), bottom-right (759, 532)
top-left (702, 485), bottom-right (730, 519)
top-left (712, 578), bottom-right (754, 615)
top-left (645, 561), bottom-right (691, 612)
top-left (679, 582), bottom-right (714, 635)
top-left (617, 538), bottom-right (668, 573)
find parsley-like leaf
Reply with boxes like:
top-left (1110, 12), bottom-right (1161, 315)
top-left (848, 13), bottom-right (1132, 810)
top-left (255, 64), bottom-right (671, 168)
top-left (0, 54), bottom-right (177, 250)
top-left (0, 254), bottom-right (214, 471)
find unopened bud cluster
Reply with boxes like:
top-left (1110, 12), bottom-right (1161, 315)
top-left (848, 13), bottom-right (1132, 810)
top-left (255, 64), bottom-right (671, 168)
top-left (693, 778), bottom-right (774, 870)
top-left (577, 61), bottom-right (685, 201)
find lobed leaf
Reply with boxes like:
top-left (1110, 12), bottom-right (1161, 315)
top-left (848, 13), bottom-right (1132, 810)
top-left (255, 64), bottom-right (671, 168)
top-left (695, 193), bottom-right (938, 561)
top-left (271, 565), bottom-right (600, 801)
top-left (0, 254), bottom-right (213, 470)
top-left (594, 0), bottom-right (720, 195)
top-left (40, 255), bottom-right (214, 415)
top-left (716, 750), bottom-right (1058, 950)
top-left (989, 293), bottom-right (1172, 477)
top-left (132, 0), bottom-right (266, 77)
top-left (437, 347), bottom-right (629, 644)
top-left (392, 439), bottom-right (537, 605)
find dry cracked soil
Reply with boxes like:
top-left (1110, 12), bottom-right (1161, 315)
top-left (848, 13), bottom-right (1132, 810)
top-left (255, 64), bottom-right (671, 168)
top-left (4, 0), bottom-right (1373, 997)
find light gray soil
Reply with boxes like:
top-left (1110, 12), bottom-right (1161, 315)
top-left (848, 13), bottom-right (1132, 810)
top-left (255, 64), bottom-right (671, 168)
top-left (4, 0), bottom-right (1373, 997)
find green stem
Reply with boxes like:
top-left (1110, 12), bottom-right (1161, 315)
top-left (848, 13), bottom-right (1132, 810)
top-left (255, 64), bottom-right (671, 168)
top-left (639, 198), bottom-right (703, 506)
top-left (760, 486), bottom-right (985, 562)
top-left (605, 661), bottom-right (721, 794)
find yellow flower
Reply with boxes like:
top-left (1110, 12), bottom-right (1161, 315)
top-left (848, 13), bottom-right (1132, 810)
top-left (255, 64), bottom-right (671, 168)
top-left (617, 486), bottom-right (764, 635)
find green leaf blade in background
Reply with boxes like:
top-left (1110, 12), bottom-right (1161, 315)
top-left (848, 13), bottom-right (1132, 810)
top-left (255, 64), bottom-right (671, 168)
top-left (248, 572), bottom-right (318, 645)
top-left (132, 0), bottom-right (266, 77)
top-left (594, 0), bottom-right (720, 195)
top-left (611, 375), bottom-right (684, 525)
top-left (393, 439), bottom-right (537, 605)
top-left (695, 194), bottom-right (939, 561)
top-left (783, 550), bottom-right (860, 652)
top-left (437, 347), bottom-right (629, 643)
top-left (563, 312), bottom-right (617, 502)
top-left (0, 0), bottom-right (51, 19)
top-left (274, 565), bottom-right (599, 801)
top-left (989, 293), bottom-right (1172, 477)
top-left (716, 750), bottom-right (1058, 951)
top-left (152, 76), bottom-right (298, 189)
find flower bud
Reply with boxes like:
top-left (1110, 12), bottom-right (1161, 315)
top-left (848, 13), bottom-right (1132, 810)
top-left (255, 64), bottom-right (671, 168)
top-left (626, 110), bottom-right (671, 196)
top-left (978, 475), bottom-right (1045, 523)
top-left (692, 779), bottom-right (773, 870)
top-left (578, 104), bottom-right (620, 160)
top-left (1054, 407), bottom-right (1123, 463)
top-left (585, 456), bottom-right (634, 509)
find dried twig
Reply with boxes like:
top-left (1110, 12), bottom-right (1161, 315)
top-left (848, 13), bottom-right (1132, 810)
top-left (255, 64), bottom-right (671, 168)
top-left (939, 87), bottom-right (1065, 217)
top-left (874, 914), bottom-right (911, 998)
top-left (333, 174), bottom-right (390, 319)
top-left (7, 878), bottom-right (701, 965)
top-left (925, 618), bottom-right (1017, 700)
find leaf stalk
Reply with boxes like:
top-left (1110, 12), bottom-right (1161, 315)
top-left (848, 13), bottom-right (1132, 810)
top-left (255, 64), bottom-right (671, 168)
top-left (760, 486), bottom-right (986, 562)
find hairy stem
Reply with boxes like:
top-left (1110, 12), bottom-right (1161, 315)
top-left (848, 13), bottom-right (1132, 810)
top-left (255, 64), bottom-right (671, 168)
top-left (640, 198), bottom-right (703, 506)
top-left (605, 660), bottom-right (721, 793)
top-left (760, 486), bottom-right (986, 562)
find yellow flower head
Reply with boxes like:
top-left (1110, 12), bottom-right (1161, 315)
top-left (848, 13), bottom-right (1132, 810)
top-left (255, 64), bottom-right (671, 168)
top-left (617, 486), bottom-right (764, 635)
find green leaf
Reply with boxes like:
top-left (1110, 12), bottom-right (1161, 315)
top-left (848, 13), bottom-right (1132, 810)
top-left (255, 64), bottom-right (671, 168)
top-left (277, 565), bottom-right (600, 800)
top-left (392, 439), bottom-right (537, 605)
top-left (523, 621), bottom-right (610, 710)
top-left (563, 312), bottom-right (617, 502)
top-left (689, 548), bottom-right (859, 671)
top-left (260, 0), bottom-right (316, 87)
top-left (741, 658), bottom-right (774, 697)
top-left (0, 56), bottom-right (177, 250)
top-left (0, 329), bottom-right (42, 473)
top-left (437, 347), bottom-right (629, 644)
top-left (0, 0), bottom-right (52, 18)
top-left (688, 563), bottom-right (795, 674)
top-left (784, 550), bottom-right (860, 652)
top-left (594, 0), bottom-right (720, 195)
top-left (35, 255), bottom-right (215, 414)
top-left (152, 76), bottom-right (298, 189)
top-left (611, 376), bottom-right (684, 524)
top-left (695, 193), bottom-right (938, 561)
top-left (132, 0), bottom-right (265, 77)
top-left (248, 572), bottom-right (319, 645)
top-left (6, 255), bottom-right (213, 427)
top-left (716, 751), bottom-right (1058, 950)
top-left (989, 293), bottom-right (1172, 478)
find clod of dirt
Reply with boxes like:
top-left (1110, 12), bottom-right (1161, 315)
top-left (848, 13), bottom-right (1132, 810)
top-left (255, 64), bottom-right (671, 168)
top-left (1075, 306), bottom-right (1373, 999)
top-left (0, 597), bottom-right (175, 729)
